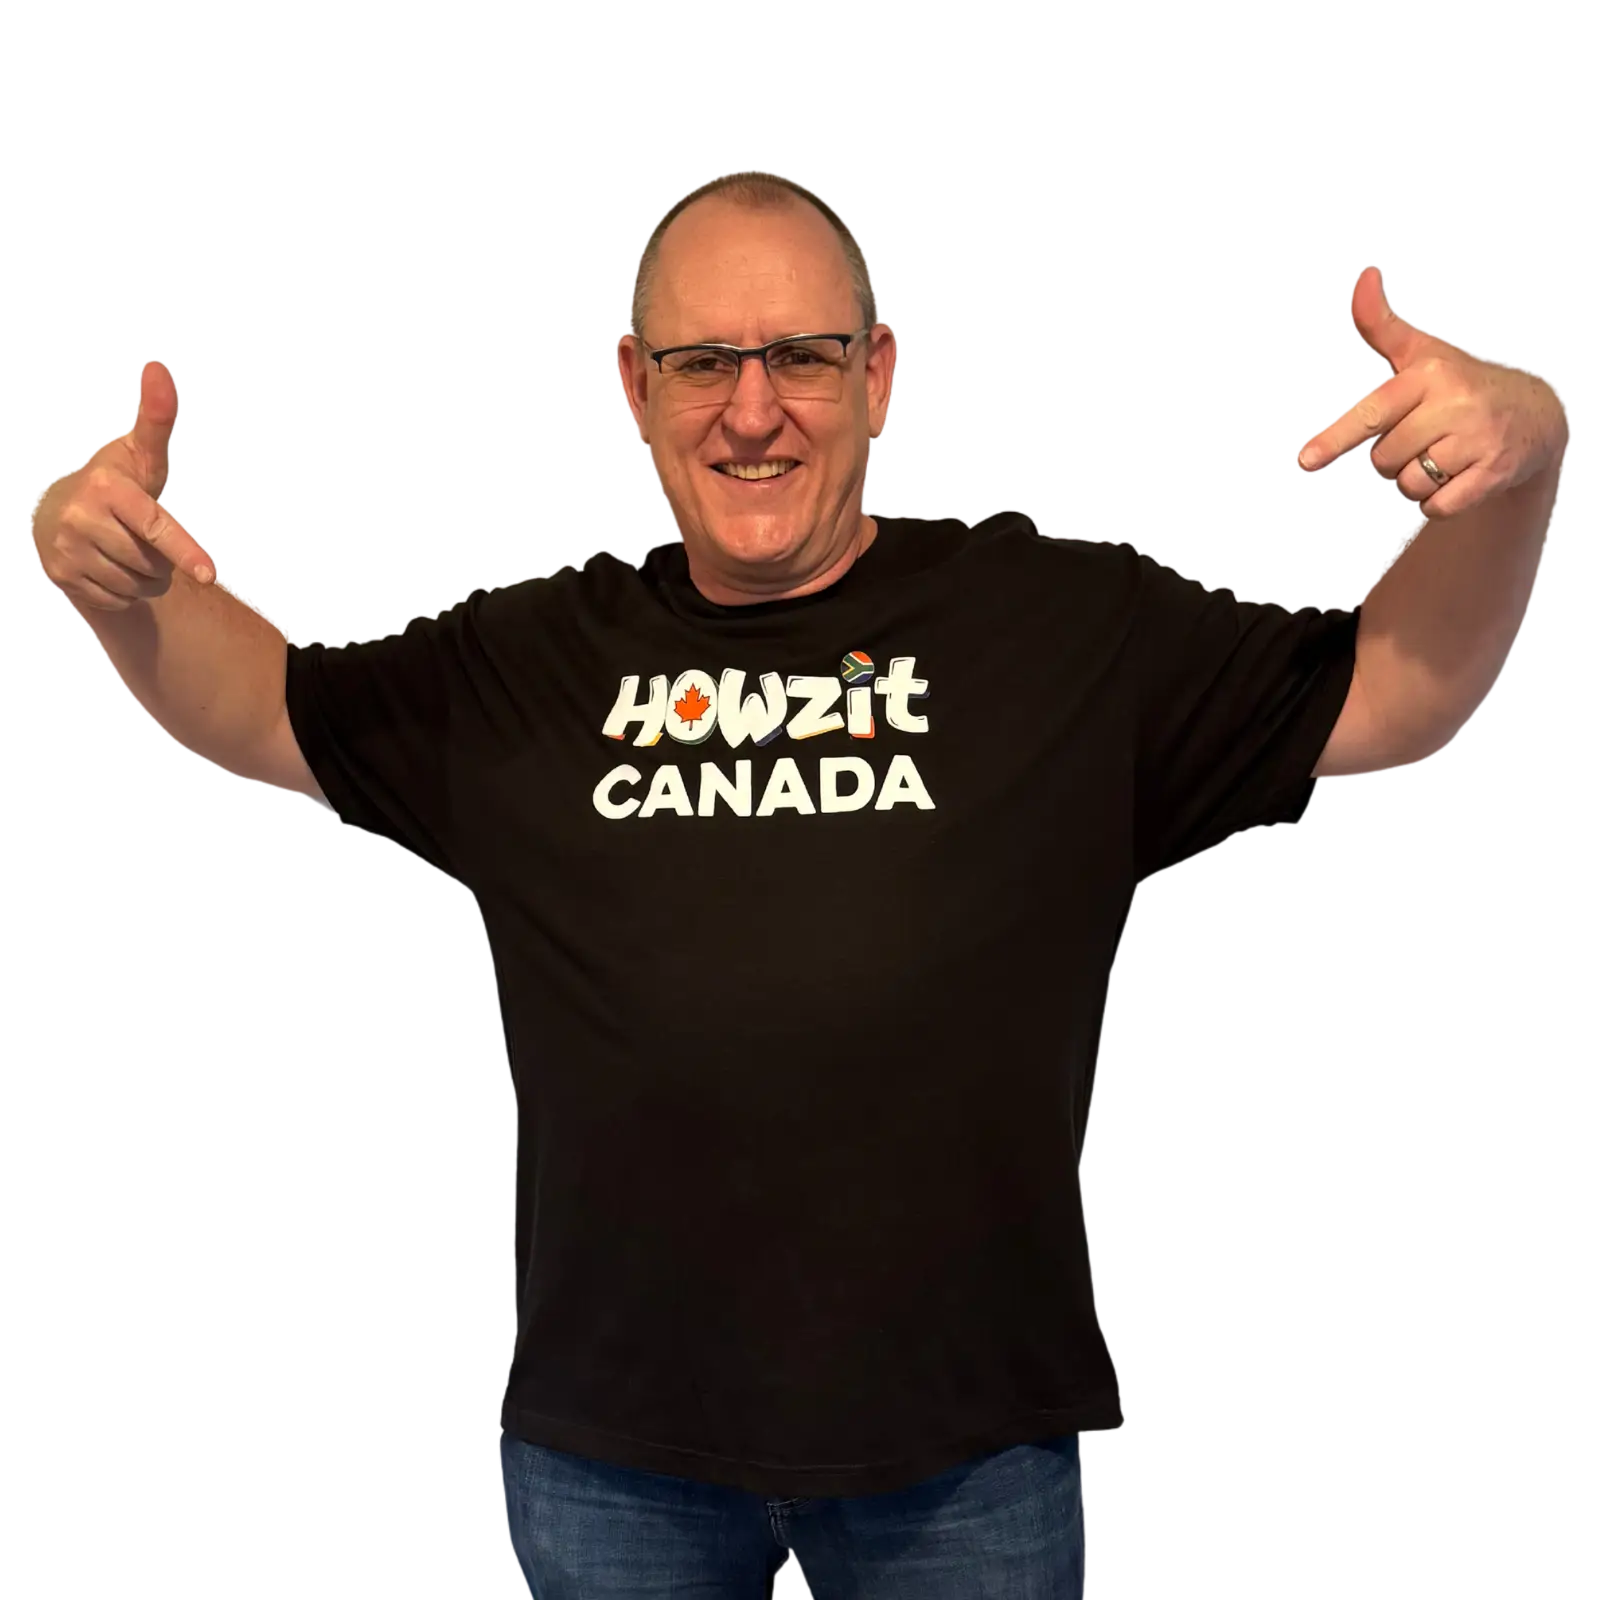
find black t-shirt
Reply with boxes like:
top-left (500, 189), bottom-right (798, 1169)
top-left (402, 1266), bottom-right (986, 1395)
top-left (284, 512), bottom-right (1359, 1498)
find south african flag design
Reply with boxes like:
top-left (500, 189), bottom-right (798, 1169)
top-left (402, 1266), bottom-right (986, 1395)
top-left (840, 650), bottom-right (875, 684)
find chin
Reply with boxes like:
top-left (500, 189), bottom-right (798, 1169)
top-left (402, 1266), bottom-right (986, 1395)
top-left (698, 512), bottom-right (814, 567)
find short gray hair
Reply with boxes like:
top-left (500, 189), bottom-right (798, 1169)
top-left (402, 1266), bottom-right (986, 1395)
top-left (631, 171), bottom-right (876, 342)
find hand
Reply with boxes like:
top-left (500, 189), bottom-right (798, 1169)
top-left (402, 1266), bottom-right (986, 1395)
top-left (33, 362), bottom-right (216, 612)
top-left (1296, 267), bottom-right (1567, 518)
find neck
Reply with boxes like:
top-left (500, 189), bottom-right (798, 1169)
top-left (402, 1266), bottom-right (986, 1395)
top-left (691, 512), bottom-right (883, 604)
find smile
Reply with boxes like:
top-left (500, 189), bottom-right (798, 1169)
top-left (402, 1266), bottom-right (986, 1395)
top-left (712, 460), bottom-right (800, 480)
top-left (713, 460), bottom-right (800, 483)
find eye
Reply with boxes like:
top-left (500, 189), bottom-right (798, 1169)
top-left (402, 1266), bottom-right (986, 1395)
top-left (663, 349), bottom-right (738, 379)
top-left (769, 342), bottom-right (827, 368)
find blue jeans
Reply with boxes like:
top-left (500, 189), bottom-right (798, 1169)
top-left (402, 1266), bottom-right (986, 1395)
top-left (499, 1428), bottom-right (1084, 1598)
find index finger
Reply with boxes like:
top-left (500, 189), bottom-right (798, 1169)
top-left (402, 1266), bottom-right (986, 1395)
top-left (1298, 366), bottom-right (1426, 470)
top-left (102, 471), bottom-right (215, 584)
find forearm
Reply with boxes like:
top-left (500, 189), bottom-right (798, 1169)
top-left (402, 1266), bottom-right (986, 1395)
top-left (69, 569), bottom-right (290, 777)
top-left (1352, 448), bottom-right (1564, 758)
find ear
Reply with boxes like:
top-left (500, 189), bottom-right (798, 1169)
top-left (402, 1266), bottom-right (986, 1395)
top-left (617, 335), bottom-right (652, 442)
top-left (863, 324), bottom-right (896, 440)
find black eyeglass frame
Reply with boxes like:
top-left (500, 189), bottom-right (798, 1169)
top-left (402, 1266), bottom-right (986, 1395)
top-left (644, 327), bottom-right (872, 377)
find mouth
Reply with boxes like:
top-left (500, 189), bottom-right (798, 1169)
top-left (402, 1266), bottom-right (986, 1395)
top-left (707, 460), bottom-right (800, 489)
top-left (710, 459), bottom-right (801, 482)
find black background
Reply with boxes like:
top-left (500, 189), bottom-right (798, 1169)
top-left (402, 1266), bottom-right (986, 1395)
top-left (18, 152), bottom-right (1593, 1600)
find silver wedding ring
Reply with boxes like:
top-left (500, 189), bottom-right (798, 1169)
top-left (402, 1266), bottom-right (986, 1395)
top-left (1418, 452), bottom-right (1450, 487)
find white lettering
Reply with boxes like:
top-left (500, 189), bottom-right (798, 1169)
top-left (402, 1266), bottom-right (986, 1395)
top-left (605, 660), bottom-right (929, 746)
top-left (598, 656), bottom-right (935, 818)
top-left (596, 755), bottom-right (936, 819)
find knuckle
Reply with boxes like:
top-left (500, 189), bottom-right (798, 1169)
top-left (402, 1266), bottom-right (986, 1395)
top-left (1355, 399), bottom-right (1384, 432)
top-left (54, 497), bottom-right (90, 536)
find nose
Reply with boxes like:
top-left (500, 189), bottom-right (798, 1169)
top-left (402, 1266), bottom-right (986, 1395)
top-left (721, 352), bottom-right (785, 439)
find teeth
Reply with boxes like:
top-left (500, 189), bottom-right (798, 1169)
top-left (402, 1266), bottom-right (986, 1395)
top-left (717, 460), bottom-right (797, 480)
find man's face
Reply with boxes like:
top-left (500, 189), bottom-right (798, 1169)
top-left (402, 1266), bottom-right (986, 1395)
top-left (618, 197), bottom-right (895, 589)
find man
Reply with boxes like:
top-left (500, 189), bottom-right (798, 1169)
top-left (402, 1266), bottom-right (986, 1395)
top-left (489, 175), bottom-right (1363, 1600)
top-left (32, 171), bottom-right (1567, 1598)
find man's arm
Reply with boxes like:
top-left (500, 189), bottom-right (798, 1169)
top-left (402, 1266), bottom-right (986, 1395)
top-left (1344, 454), bottom-right (1555, 764)
top-left (59, 566), bottom-right (297, 784)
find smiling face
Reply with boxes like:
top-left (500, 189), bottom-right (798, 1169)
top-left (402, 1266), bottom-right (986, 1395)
top-left (618, 196), bottom-right (896, 604)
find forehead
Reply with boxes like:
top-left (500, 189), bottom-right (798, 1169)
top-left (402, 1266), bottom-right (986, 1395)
top-left (649, 197), bottom-right (858, 345)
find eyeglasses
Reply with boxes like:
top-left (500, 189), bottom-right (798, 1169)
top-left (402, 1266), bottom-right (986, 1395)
top-left (645, 329), bottom-right (869, 407)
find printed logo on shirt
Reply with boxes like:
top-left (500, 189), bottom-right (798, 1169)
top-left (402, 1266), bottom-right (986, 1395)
top-left (592, 651), bottom-right (935, 819)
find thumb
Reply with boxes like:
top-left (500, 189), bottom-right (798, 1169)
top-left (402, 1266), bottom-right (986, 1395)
top-left (126, 360), bottom-right (178, 498)
top-left (1350, 267), bottom-right (1427, 372)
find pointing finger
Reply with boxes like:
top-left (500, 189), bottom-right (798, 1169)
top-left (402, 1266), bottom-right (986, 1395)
top-left (103, 469), bottom-right (215, 584)
top-left (1298, 366), bottom-right (1426, 471)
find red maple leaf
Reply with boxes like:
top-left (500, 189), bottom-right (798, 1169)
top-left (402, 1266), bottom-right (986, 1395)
top-left (674, 683), bottom-right (712, 725)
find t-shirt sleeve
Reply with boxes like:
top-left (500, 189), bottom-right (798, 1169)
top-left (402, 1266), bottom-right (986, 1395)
top-left (1130, 549), bottom-right (1361, 880)
top-left (283, 589), bottom-right (498, 881)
